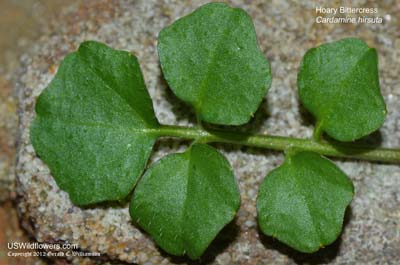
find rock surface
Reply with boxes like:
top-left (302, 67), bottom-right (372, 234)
top-left (0, 75), bottom-right (17, 202)
top-left (16, 0), bottom-right (400, 264)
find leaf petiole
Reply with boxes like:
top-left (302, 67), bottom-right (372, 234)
top-left (313, 120), bottom-right (324, 141)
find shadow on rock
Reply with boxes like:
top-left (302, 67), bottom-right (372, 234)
top-left (157, 68), bottom-right (197, 124)
top-left (298, 101), bottom-right (315, 127)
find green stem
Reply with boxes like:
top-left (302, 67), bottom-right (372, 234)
top-left (154, 125), bottom-right (400, 163)
top-left (313, 120), bottom-right (323, 141)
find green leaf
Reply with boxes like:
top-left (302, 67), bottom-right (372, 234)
top-left (257, 151), bottom-right (354, 253)
top-left (130, 143), bottom-right (240, 259)
top-left (298, 38), bottom-right (386, 142)
top-left (30, 41), bottom-right (159, 206)
top-left (158, 2), bottom-right (271, 125)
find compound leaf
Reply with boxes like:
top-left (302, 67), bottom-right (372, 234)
top-left (31, 41), bottom-right (159, 206)
top-left (298, 38), bottom-right (386, 142)
top-left (130, 143), bottom-right (240, 259)
top-left (257, 151), bottom-right (354, 253)
top-left (158, 2), bottom-right (271, 125)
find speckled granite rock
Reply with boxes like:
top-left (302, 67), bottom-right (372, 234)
top-left (16, 0), bottom-right (400, 264)
top-left (0, 75), bottom-right (17, 202)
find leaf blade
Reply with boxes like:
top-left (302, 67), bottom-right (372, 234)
top-left (130, 143), bottom-right (240, 259)
top-left (298, 38), bottom-right (386, 141)
top-left (158, 2), bottom-right (271, 125)
top-left (30, 41), bottom-right (158, 205)
top-left (257, 151), bottom-right (354, 253)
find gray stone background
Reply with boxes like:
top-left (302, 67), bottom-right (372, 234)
top-left (1, 0), bottom-right (399, 264)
